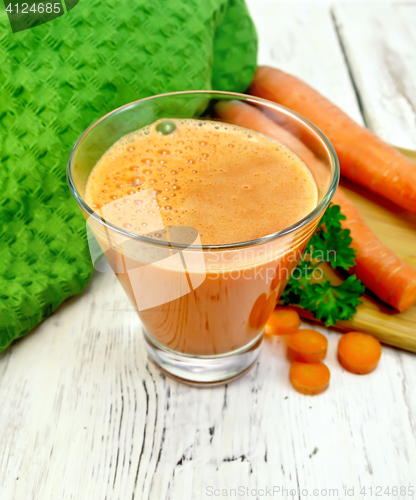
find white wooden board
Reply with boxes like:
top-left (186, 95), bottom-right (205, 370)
top-left (333, 3), bottom-right (416, 149)
top-left (1, 3), bottom-right (416, 500)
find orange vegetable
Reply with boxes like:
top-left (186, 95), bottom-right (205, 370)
top-left (333, 188), bottom-right (416, 312)
top-left (286, 329), bottom-right (328, 363)
top-left (338, 331), bottom-right (382, 375)
top-left (250, 66), bottom-right (416, 215)
top-left (265, 307), bottom-right (301, 335)
top-left (289, 362), bottom-right (330, 395)
top-left (216, 100), bottom-right (416, 312)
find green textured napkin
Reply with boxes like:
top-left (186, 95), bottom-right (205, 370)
top-left (0, 0), bottom-right (257, 351)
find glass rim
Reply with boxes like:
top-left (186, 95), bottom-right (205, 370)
top-left (67, 89), bottom-right (340, 251)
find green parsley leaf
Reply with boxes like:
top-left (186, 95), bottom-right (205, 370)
top-left (307, 204), bottom-right (356, 270)
top-left (281, 203), bottom-right (365, 326)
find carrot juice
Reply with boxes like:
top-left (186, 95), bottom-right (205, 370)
top-left (84, 118), bottom-right (318, 356)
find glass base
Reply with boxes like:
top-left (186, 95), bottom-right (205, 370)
top-left (143, 329), bottom-right (263, 387)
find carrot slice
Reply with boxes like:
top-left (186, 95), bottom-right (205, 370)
top-left (216, 100), bottom-right (416, 312)
top-left (250, 66), bottom-right (416, 215)
top-left (287, 329), bottom-right (328, 363)
top-left (338, 331), bottom-right (382, 375)
top-left (289, 362), bottom-right (330, 395)
top-left (265, 307), bottom-right (301, 335)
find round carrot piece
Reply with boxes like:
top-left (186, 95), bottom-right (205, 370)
top-left (337, 331), bottom-right (382, 375)
top-left (265, 307), bottom-right (301, 335)
top-left (287, 329), bottom-right (328, 363)
top-left (289, 362), bottom-right (330, 396)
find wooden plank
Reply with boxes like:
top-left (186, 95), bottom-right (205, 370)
top-left (333, 3), bottom-right (416, 149)
top-left (247, 1), bottom-right (364, 124)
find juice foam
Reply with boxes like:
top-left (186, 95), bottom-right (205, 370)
top-left (85, 119), bottom-right (317, 245)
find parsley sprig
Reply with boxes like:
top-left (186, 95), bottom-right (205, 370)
top-left (281, 203), bottom-right (365, 326)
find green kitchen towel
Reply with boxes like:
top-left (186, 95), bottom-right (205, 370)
top-left (0, 0), bottom-right (257, 351)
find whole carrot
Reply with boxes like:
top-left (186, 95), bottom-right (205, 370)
top-left (250, 66), bottom-right (416, 215)
top-left (333, 188), bottom-right (416, 312)
top-left (216, 100), bottom-right (416, 312)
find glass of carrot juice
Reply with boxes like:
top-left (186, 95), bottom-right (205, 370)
top-left (67, 91), bottom-right (339, 386)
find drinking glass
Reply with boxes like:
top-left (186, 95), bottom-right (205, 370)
top-left (67, 91), bottom-right (339, 386)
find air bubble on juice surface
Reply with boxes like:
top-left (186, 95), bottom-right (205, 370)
top-left (123, 223), bottom-right (131, 229)
top-left (141, 158), bottom-right (153, 164)
top-left (158, 150), bottom-right (170, 156)
top-left (142, 222), bottom-right (147, 227)
top-left (143, 170), bottom-right (152, 175)
top-left (128, 147), bottom-right (135, 152)
top-left (188, 160), bottom-right (194, 164)
top-left (171, 170), bottom-right (177, 175)
top-left (165, 206), bottom-right (172, 210)
top-left (111, 195), bottom-right (117, 200)
top-left (134, 199), bottom-right (143, 205)
top-left (102, 189), bottom-right (107, 193)
top-left (131, 177), bottom-right (145, 186)
top-left (173, 185), bottom-right (180, 190)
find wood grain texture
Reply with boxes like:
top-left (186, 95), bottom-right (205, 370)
top-left (1, 272), bottom-right (416, 499)
top-left (1, 4), bottom-right (416, 500)
top-left (333, 3), bottom-right (416, 149)
top-left (246, 1), bottom-right (364, 124)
